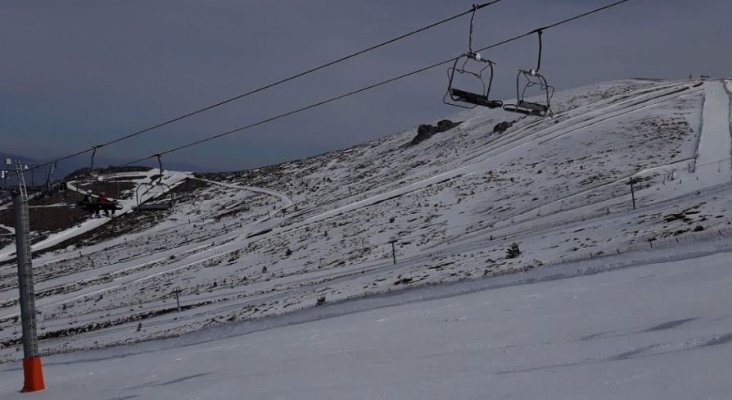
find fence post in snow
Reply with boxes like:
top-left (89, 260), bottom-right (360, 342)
top-left (389, 240), bottom-right (397, 265)
top-left (629, 177), bottom-right (637, 210)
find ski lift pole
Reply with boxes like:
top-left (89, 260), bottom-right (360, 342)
top-left (468, 4), bottom-right (478, 55)
top-left (155, 154), bottom-right (164, 184)
top-left (90, 145), bottom-right (100, 173)
top-left (9, 159), bottom-right (45, 392)
top-left (389, 239), bottom-right (397, 265)
top-left (45, 162), bottom-right (56, 193)
top-left (629, 177), bottom-right (637, 210)
top-left (532, 29), bottom-right (543, 74)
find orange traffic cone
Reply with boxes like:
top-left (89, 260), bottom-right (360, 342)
top-left (21, 357), bottom-right (45, 392)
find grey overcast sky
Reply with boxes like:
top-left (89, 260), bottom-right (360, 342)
top-left (1, 0), bottom-right (730, 172)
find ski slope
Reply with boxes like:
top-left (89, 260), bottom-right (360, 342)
top-left (1, 248), bottom-right (730, 399)
top-left (0, 78), bottom-right (731, 398)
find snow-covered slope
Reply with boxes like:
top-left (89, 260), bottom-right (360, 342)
top-left (0, 77), bottom-right (730, 370)
top-left (1, 245), bottom-right (731, 399)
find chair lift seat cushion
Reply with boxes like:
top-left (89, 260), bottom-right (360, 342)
top-left (450, 88), bottom-right (503, 109)
top-left (136, 202), bottom-right (172, 211)
top-left (503, 103), bottom-right (547, 117)
top-left (517, 100), bottom-right (548, 113)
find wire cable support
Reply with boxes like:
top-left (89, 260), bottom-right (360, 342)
top-left (13, 1), bottom-right (506, 177)
top-left (123, 0), bottom-right (633, 166)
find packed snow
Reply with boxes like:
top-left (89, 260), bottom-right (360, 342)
top-left (1, 246), bottom-right (731, 399)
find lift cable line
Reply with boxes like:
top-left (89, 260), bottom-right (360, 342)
top-left (121, 0), bottom-right (633, 167)
top-left (11, 1), bottom-right (506, 178)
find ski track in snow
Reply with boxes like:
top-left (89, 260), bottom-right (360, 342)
top-left (306, 82), bottom-right (702, 228)
top-left (696, 81), bottom-right (731, 169)
top-left (192, 177), bottom-right (294, 209)
top-left (463, 82), bottom-right (693, 164)
top-left (725, 79), bottom-right (732, 163)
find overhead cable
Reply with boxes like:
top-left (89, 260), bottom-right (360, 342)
top-left (14, 1), bottom-right (506, 176)
top-left (124, 0), bottom-right (633, 166)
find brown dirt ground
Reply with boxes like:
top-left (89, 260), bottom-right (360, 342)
top-left (0, 189), bottom-right (87, 232)
top-left (39, 178), bottom-right (210, 253)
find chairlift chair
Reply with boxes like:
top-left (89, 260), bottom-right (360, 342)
top-left (443, 4), bottom-right (503, 109)
top-left (444, 53), bottom-right (503, 109)
top-left (135, 182), bottom-right (174, 211)
top-left (75, 145), bottom-right (122, 216)
top-left (502, 69), bottom-right (553, 117)
top-left (134, 154), bottom-right (174, 212)
top-left (503, 30), bottom-right (554, 117)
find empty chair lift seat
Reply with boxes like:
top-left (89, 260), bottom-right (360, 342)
top-left (449, 88), bottom-right (503, 109)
